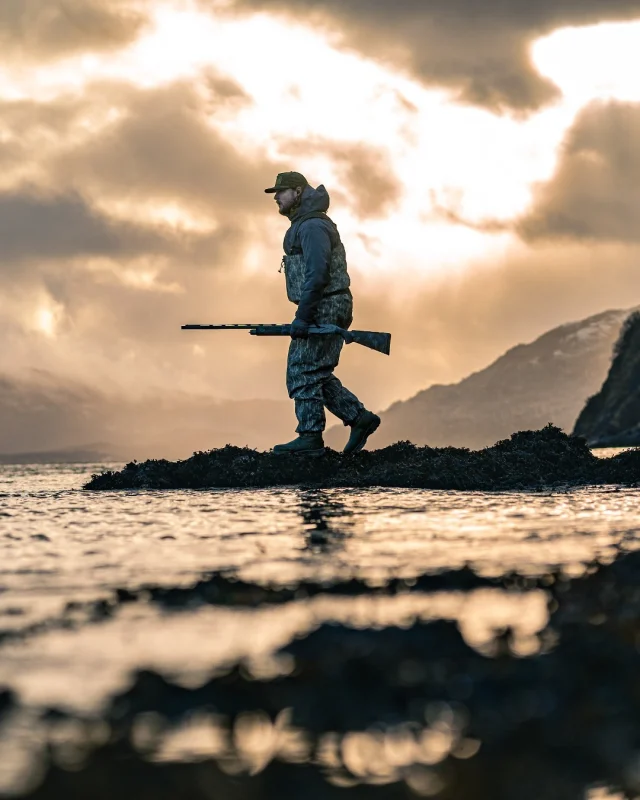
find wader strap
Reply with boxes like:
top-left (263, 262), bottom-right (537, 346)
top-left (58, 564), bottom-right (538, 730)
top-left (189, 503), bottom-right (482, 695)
top-left (289, 211), bottom-right (335, 243)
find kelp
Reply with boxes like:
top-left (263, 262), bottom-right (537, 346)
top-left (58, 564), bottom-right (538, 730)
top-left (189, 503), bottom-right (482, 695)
top-left (85, 425), bottom-right (640, 491)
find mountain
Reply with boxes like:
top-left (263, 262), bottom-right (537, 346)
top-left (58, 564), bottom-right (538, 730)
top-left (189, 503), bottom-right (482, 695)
top-left (0, 444), bottom-right (113, 465)
top-left (327, 308), bottom-right (634, 451)
top-left (573, 311), bottom-right (640, 447)
top-left (0, 371), bottom-right (295, 462)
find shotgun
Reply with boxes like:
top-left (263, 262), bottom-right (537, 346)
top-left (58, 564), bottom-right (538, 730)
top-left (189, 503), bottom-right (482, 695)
top-left (181, 323), bottom-right (391, 355)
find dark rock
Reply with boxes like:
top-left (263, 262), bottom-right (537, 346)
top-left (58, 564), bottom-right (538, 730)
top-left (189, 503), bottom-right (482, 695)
top-left (84, 425), bottom-right (640, 490)
top-left (16, 550), bottom-right (640, 800)
top-left (574, 310), bottom-right (640, 446)
top-left (110, 568), bottom-right (505, 610)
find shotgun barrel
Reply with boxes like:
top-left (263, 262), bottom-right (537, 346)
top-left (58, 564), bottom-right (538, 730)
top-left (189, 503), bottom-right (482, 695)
top-left (181, 324), bottom-right (391, 355)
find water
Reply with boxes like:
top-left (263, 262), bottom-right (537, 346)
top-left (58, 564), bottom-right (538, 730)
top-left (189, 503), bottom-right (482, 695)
top-left (0, 464), bottom-right (639, 799)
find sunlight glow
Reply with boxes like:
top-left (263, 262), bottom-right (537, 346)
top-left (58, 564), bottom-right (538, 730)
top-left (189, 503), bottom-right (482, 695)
top-left (120, 269), bottom-right (183, 293)
top-left (36, 308), bottom-right (56, 337)
top-left (79, 257), bottom-right (183, 294)
top-left (33, 301), bottom-right (66, 338)
top-left (94, 198), bottom-right (220, 234)
top-left (533, 20), bottom-right (640, 107)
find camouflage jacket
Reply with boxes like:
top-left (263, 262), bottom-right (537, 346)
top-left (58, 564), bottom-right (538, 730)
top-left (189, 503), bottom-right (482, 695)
top-left (281, 184), bottom-right (350, 323)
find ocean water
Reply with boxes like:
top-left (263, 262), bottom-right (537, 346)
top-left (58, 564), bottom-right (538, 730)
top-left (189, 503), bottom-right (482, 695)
top-left (0, 463), bottom-right (639, 799)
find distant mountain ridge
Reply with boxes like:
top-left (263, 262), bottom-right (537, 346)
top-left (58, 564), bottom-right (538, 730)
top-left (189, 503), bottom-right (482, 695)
top-left (0, 444), bottom-right (114, 465)
top-left (574, 311), bottom-right (640, 446)
top-left (327, 308), bottom-right (635, 451)
top-left (0, 371), bottom-right (295, 463)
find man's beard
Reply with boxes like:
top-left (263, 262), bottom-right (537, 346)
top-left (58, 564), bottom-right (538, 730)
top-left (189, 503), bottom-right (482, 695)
top-left (284, 195), bottom-right (302, 218)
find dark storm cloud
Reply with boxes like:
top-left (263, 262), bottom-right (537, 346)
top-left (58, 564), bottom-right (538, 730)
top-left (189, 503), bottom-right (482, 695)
top-left (0, 0), bottom-right (149, 61)
top-left (280, 139), bottom-right (402, 218)
top-left (0, 70), bottom-right (291, 393)
top-left (219, 0), bottom-right (640, 110)
top-left (521, 101), bottom-right (640, 243)
top-left (327, 143), bottom-right (403, 218)
top-left (48, 78), bottom-right (277, 218)
top-left (0, 72), bottom-right (280, 272)
top-left (0, 71), bottom-right (265, 267)
top-left (0, 187), bottom-right (245, 272)
top-left (0, 188), bottom-right (174, 263)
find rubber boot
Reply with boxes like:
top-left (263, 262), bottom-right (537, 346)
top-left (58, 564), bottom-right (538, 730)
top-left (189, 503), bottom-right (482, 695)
top-left (343, 410), bottom-right (381, 454)
top-left (273, 433), bottom-right (325, 456)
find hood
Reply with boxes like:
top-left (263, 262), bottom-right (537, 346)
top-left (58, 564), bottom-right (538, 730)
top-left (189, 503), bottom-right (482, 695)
top-left (289, 184), bottom-right (330, 220)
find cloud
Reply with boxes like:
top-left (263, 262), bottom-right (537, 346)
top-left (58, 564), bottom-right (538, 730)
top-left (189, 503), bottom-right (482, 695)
top-left (0, 76), bottom-right (266, 275)
top-left (278, 139), bottom-right (402, 219)
top-left (324, 143), bottom-right (403, 219)
top-left (0, 0), bottom-right (150, 61)
top-left (0, 68), bottom-right (301, 411)
top-left (0, 187), bottom-right (181, 263)
top-left (424, 99), bottom-right (640, 245)
top-left (219, 0), bottom-right (640, 111)
top-left (520, 100), bottom-right (640, 242)
top-left (47, 78), bottom-right (273, 219)
top-left (0, 73), bottom-right (280, 271)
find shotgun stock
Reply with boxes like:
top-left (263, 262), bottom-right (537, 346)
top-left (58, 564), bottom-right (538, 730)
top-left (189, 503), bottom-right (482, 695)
top-left (181, 324), bottom-right (391, 355)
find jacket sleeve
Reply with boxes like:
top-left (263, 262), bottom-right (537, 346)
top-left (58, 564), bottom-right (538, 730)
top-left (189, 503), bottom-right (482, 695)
top-left (295, 220), bottom-right (332, 323)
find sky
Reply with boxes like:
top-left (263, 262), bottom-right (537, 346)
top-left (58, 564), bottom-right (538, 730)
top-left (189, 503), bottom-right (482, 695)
top-left (2, 0), bottom-right (640, 413)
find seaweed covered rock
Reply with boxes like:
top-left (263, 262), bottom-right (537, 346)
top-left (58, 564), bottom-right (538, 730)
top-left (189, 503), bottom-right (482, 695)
top-left (84, 425), bottom-right (640, 490)
top-left (574, 310), bottom-right (640, 446)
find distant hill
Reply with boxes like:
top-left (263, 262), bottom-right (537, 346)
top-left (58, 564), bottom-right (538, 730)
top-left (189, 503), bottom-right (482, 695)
top-left (327, 309), bottom-right (634, 451)
top-left (0, 444), bottom-right (113, 465)
top-left (0, 371), bottom-right (295, 463)
top-left (573, 311), bottom-right (640, 447)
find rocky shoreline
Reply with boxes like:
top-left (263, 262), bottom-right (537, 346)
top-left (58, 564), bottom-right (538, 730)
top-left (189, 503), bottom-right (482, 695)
top-left (85, 425), bottom-right (640, 491)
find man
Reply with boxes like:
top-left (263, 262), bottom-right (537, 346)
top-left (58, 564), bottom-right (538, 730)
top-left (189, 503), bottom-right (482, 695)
top-left (264, 171), bottom-right (381, 456)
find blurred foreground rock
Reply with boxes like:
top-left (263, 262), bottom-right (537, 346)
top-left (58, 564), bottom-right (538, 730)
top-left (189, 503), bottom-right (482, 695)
top-left (3, 550), bottom-right (640, 800)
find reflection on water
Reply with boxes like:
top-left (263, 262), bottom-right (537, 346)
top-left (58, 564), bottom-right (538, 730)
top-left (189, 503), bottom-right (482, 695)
top-left (0, 464), bottom-right (639, 799)
top-left (0, 588), bottom-right (549, 711)
top-left (1, 467), bottom-right (638, 595)
top-left (300, 490), bottom-right (355, 554)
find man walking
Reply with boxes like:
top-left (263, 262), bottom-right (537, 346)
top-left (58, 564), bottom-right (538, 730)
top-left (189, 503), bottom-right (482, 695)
top-left (265, 171), bottom-right (381, 456)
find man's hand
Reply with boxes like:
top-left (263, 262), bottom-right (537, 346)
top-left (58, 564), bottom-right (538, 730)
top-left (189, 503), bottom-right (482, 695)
top-left (290, 318), bottom-right (310, 339)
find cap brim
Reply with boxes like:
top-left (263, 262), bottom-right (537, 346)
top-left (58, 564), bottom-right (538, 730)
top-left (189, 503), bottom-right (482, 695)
top-left (264, 187), bottom-right (280, 193)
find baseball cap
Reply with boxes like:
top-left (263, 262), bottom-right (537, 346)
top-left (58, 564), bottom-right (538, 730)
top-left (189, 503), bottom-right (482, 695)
top-left (264, 171), bottom-right (309, 193)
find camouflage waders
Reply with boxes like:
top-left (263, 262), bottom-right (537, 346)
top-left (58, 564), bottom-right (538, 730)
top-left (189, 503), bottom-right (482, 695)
top-left (282, 247), bottom-right (364, 433)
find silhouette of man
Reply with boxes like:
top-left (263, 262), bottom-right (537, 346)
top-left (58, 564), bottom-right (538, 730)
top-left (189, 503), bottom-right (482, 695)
top-left (265, 171), bottom-right (380, 456)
